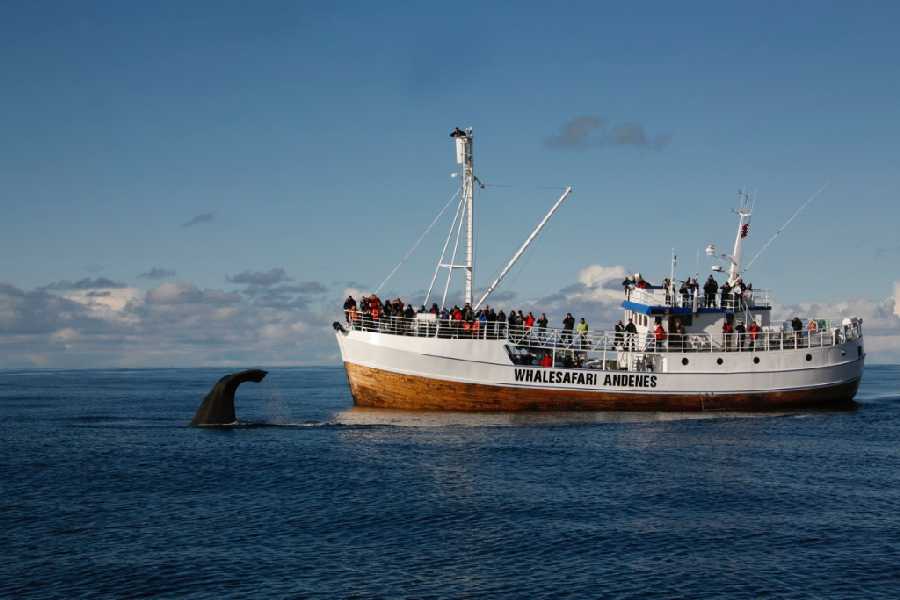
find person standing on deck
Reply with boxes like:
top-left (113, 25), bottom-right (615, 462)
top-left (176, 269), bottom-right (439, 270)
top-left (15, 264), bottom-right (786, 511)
top-left (576, 318), bottom-right (589, 350)
top-left (614, 320), bottom-right (625, 348)
top-left (735, 320), bottom-right (747, 351)
top-left (653, 320), bottom-right (667, 351)
top-left (524, 311), bottom-right (535, 335)
top-left (343, 296), bottom-right (357, 323)
top-left (562, 313), bottom-right (575, 345)
top-left (807, 318), bottom-right (818, 345)
top-left (704, 275), bottom-right (718, 308)
top-left (536, 313), bottom-right (549, 343)
top-left (672, 318), bottom-right (686, 351)
top-left (722, 319), bottom-right (734, 351)
top-left (748, 320), bottom-right (761, 350)
top-left (624, 318), bottom-right (637, 351)
top-left (679, 280), bottom-right (690, 306)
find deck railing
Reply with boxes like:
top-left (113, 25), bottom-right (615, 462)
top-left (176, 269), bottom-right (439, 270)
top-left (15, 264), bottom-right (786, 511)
top-left (344, 314), bottom-right (862, 361)
top-left (626, 286), bottom-right (772, 311)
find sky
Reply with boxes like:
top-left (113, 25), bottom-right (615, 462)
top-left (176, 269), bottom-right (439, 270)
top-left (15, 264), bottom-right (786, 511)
top-left (2, 1), bottom-right (900, 367)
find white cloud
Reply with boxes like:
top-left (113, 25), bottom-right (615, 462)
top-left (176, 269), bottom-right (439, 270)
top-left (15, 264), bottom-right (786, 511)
top-left (1, 268), bottom-right (898, 367)
top-left (578, 265), bottom-right (627, 289)
top-left (894, 281), bottom-right (900, 318)
top-left (63, 287), bottom-right (142, 323)
top-left (0, 279), bottom-right (338, 368)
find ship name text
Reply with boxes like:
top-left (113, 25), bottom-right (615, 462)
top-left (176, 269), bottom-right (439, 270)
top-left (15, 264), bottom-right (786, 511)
top-left (513, 368), bottom-right (658, 388)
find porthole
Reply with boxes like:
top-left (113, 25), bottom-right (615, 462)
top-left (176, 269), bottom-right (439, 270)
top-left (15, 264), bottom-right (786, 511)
top-left (805, 354), bottom-right (812, 362)
top-left (753, 356), bottom-right (760, 364)
top-left (716, 358), bottom-right (724, 365)
top-left (682, 357), bottom-right (689, 366)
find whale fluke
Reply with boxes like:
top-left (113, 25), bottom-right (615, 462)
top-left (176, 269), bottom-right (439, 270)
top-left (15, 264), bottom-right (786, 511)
top-left (191, 369), bottom-right (268, 426)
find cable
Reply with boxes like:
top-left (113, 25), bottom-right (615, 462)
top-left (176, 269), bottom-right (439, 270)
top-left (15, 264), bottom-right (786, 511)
top-left (744, 183), bottom-right (829, 271)
top-left (374, 190), bottom-right (459, 295)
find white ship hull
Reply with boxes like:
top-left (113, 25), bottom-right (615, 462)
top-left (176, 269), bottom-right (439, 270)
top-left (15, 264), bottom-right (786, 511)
top-left (336, 329), bottom-right (864, 411)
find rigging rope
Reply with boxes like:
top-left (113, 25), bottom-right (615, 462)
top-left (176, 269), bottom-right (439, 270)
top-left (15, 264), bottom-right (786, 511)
top-left (744, 183), bottom-right (829, 272)
top-left (425, 194), bottom-right (465, 306)
top-left (374, 190), bottom-right (460, 295)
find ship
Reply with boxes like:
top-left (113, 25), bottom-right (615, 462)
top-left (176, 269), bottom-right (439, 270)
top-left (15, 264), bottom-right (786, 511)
top-left (334, 128), bottom-right (864, 411)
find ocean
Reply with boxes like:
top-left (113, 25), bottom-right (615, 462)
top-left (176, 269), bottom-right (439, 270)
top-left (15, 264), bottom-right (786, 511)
top-left (2, 365), bottom-right (899, 599)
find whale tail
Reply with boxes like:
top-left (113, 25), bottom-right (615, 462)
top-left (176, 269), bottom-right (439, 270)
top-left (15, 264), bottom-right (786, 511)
top-left (191, 369), bottom-right (268, 426)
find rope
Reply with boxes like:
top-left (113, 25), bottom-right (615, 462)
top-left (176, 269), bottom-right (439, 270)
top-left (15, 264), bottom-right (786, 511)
top-left (744, 182), bottom-right (829, 271)
top-left (425, 194), bottom-right (465, 306)
top-left (374, 190), bottom-right (459, 295)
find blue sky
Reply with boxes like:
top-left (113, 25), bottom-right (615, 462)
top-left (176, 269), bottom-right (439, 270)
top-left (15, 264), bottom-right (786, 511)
top-left (2, 1), bottom-right (899, 366)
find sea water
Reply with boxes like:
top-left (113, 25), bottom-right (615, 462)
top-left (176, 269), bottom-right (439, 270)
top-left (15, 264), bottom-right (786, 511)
top-left (2, 366), bottom-right (899, 598)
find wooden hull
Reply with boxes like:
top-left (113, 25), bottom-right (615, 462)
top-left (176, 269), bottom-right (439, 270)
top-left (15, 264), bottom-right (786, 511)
top-left (344, 362), bottom-right (859, 412)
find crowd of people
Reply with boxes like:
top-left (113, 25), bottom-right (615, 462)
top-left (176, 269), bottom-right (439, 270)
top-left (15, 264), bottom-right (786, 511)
top-left (622, 274), bottom-right (758, 310)
top-left (340, 286), bottom-right (814, 356)
top-left (342, 294), bottom-right (595, 344)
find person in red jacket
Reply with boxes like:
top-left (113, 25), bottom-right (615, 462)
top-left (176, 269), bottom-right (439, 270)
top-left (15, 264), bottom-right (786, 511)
top-left (540, 352), bottom-right (552, 368)
top-left (654, 322), bottom-right (667, 351)
top-left (524, 312), bottom-right (536, 334)
top-left (748, 321), bottom-right (761, 350)
top-left (722, 320), bottom-right (734, 351)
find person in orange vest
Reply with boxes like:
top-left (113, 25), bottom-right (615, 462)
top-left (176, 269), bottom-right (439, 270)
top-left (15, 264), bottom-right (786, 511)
top-left (471, 318), bottom-right (480, 338)
top-left (462, 320), bottom-right (472, 338)
top-left (807, 318), bottom-right (818, 346)
top-left (748, 320), bottom-right (761, 350)
top-left (654, 321), bottom-right (667, 350)
top-left (722, 320), bottom-right (734, 351)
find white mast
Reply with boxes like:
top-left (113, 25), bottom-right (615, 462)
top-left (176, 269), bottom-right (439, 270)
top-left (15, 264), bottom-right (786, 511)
top-left (451, 127), bottom-right (475, 306)
top-left (474, 186), bottom-right (573, 310)
top-left (728, 190), bottom-right (753, 285)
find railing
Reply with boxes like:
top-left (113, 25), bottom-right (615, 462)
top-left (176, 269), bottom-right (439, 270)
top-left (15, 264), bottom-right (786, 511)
top-left (344, 314), bottom-right (863, 360)
top-left (627, 286), bottom-right (772, 311)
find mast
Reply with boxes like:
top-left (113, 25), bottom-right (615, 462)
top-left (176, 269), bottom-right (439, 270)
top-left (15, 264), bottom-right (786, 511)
top-left (728, 190), bottom-right (753, 285)
top-left (452, 127), bottom-right (475, 306)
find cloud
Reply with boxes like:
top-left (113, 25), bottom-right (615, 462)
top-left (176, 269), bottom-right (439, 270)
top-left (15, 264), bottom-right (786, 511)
top-left (895, 282), bottom-right (900, 318)
top-left (773, 292), bottom-right (900, 363)
top-left (611, 123), bottom-right (672, 149)
top-left (2, 268), bottom-right (898, 368)
top-left (138, 267), bottom-right (176, 280)
top-left (544, 115), bottom-right (671, 151)
top-left (544, 116), bottom-right (605, 149)
top-left (227, 268), bottom-right (291, 287)
top-left (43, 277), bottom-right (128, 290)
top-left (0, 278), bottom-right (338, 368)
top-left (145, 281), bottom-right (241, 306)
top-left (288, 281), bottom-right (328, 295)
top-left (181, 212), bottom-right (214, 228)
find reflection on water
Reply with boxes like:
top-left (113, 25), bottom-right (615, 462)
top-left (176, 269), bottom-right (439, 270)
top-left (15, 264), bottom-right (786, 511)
top-left (333, 406), bottom-right (789, 427)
